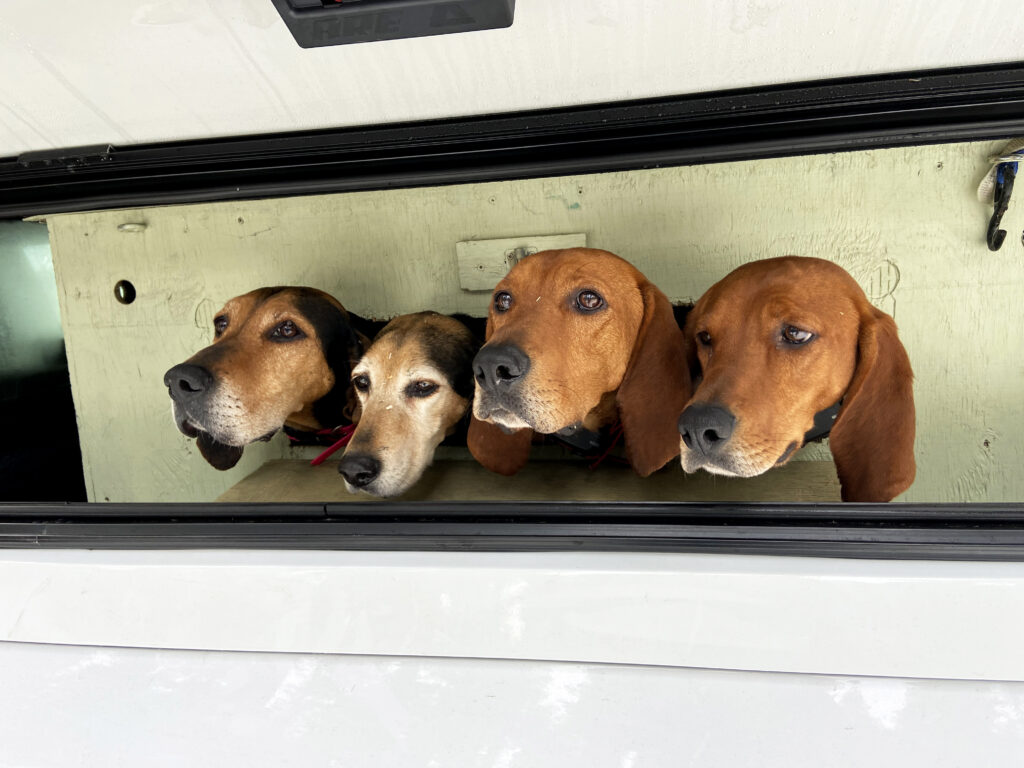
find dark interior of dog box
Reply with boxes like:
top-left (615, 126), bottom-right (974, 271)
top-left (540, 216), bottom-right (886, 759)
top-left (2, 65), bottom-right (1024, 556)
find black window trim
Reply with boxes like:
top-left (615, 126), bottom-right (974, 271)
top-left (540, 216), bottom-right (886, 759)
top-left (2, 61), bottom-right (1024, 218)
top-left (2, 502), bottom-right (1024, 559)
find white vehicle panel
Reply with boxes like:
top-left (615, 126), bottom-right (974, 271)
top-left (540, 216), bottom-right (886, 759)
top-left (2, 550), bottom-right (1024, 681)
top-left (1, 641), bottom-right (1022, 767)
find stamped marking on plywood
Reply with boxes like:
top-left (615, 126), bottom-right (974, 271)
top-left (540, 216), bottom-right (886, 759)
top-left (865, 259), bottom-right (901, 299)
top-left (862, 259), bottom-right (900, 317)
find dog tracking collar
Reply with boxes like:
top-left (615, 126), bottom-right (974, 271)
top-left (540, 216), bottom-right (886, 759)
top-left (554, 422), bottom-right (604, 453)
top-left (803, 398), bottom-right (844, 444)
top-left (553, 421), bottom-right (627, 470)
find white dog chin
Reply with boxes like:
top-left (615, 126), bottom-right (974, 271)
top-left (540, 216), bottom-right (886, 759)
top-left (696, 463), bottom-right (742, 478)
top-left (345, 459), bottom-right (430, 498)
top-left (482, 409), bottom-right (532, 432)
top-left (680, 450), bottom-right (769, 478)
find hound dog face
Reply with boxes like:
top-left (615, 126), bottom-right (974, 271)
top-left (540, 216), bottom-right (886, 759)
top-left (469, 248), bottom-right (691, 477)
top-left (678, 256), bottom-right (915, 502)
top-left (164, 287), bottom-right (364, 470)
top-left (338, 312), bottom-right (477, 497)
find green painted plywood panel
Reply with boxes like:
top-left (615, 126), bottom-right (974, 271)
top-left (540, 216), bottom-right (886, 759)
top-left (45, 139), bottom-right (1024, 503)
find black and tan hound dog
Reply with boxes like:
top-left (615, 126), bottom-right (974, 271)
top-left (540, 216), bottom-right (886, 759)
top-left (164, 286), bottom-right (367, 470)
top-left (338, 311), bottom-right (478, 497)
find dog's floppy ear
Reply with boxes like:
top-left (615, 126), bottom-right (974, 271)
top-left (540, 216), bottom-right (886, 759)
top-left (680, 304), bottom-right (702, 385)
top-left (467, 416), bottom-right (533, 475)
top-left (616, 281), bottom-right (692, 477)
top-left (293, 291), bottom-right (365, 428)
top-left (341, 330), bottom-right (370, 424)
top-left (196, 432), bottom-right (244, 470)
top-left (829, 307), bottom-right (915, 502)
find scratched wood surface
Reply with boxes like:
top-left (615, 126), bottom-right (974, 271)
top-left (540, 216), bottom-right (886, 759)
top-left (217, 457), bottom-right (841, 503)
top-left (44, 138), bottom-right (1024, 503)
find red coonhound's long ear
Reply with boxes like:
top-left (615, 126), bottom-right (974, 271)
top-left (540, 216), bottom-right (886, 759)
top-left (467, 416), bottom-right (533, 476)
top-left (680, 304), bottom-right (702, 385)
top-left (829, 307), bottom-right (916, 502)
top-left (616, 281), bottom-right (692, 477)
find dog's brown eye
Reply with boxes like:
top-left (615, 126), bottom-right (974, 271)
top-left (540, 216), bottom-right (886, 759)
top-left (494, 292), bottom-right (513, 312)
top-left (213, 315), bottom-right (228, 336)
top-left (269, 320), bottom-right (304, 341)
top-left (782, 326), bottom-right (814, 345)
top-left (352, 374), bottom-right (370, 392)
top-left (575, 290), bottom-right (604, 312)
top-left (697, 331), bottom-right (712, 346)
top-left (406, 380), bottom-right (439, 398)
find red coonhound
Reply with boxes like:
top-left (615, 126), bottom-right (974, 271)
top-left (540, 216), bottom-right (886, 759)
top-left (678, 256), bottom-right (915, 502)
top-left (469, 247), bottom-right (691, 477)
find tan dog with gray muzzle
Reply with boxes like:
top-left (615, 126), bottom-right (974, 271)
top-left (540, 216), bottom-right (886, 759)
top-left (338, 312), bottom-right (478, 497)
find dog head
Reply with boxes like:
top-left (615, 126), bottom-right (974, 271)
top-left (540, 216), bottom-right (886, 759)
top-left (338, 312), bottom-right (477, 497)
top-left (164, 286), bottom-right (365, 470)
top-left (468, 248), bottom-right (690, 477)
top-left (678, 256), bottom-right (915, 501)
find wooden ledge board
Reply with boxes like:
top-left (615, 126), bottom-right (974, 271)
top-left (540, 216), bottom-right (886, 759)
top-left (217, 458), bottom-right (841, 503)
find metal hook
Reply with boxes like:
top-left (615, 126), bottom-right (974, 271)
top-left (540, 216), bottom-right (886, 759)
top-left (987, 162), bottom-right (1016, 251)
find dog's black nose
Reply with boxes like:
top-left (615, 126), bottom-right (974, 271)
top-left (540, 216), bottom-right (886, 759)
top-left (473, 344), bottom-right (530, 391)
top-left (164, 364), bottom-right (214, 403)
top-left (678, 403), bottom-right (736, 456)
top-left (339, 453), bottom-right (382, 488)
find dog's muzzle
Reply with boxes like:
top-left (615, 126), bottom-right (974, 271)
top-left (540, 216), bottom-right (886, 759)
top-left (165, 363), bottom-right (213, 405)
top-left (338, 452), bottom-right (381, 490)
top-left (472, 343), bottom-right (531, 418)
top-left (473, 343), bottom-right (529, 392)
top-left (677, 403), bottom-right (736, 458)
top-left (164, 363), bottom-right (216, 436)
